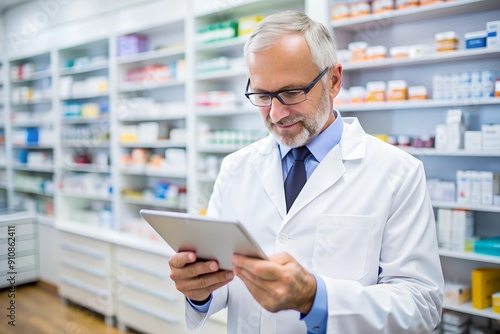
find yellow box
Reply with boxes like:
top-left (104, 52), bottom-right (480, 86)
top-left (238, 15), bottom-right (265, 37)
top-left (493, 292), bottom-right (500, 313)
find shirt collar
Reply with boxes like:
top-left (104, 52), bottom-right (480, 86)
top-left (279, 109), bottom-right (344, 162)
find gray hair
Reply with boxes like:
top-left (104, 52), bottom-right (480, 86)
top-left (244, 10), bottom-right (338, 75)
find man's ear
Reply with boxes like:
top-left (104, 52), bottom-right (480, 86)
top-left (329, 64), bottom-right (343, 99)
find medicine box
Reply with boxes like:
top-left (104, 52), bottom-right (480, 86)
top-left (474, 237), bottom-right (500, 257)
top-left (464, 131), bottom-right (482, 151)
top-left (465, 30), bottom-right (487, 49)
top-left (487, 20), bottom-right (500, 48)
top-left (482, 124), bottom-right (500, 151)
top-left (444, 282), bottom-right (471, 305)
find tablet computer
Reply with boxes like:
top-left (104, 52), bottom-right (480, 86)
top-left (139, 209), bottom-right (268, 270)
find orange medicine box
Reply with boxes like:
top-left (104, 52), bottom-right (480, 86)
top-left (396, 0), bottom-right (419, 10)
top-left (349, 1), bottom-right (371, 17)
top-left (348, 41), bottom-right (368, 62)
top-left (372, 0), bottom-right (394, 14)
top-left (331, 3), bottom-right (350, 20)
top-left (408, 86), bottom-right (428, 100)
top-left (366, 81), bottom-right (386, 102)
top-left (387, 80), bottom-right (408, 101)
top-left (435, 31), bottom-right (459, 52)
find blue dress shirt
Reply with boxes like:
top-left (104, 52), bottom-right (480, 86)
top-left (189, 110), bottom-right (344, 334)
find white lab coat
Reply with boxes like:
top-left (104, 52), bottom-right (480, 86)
top-left (185, 117), bottom-right (444, 334)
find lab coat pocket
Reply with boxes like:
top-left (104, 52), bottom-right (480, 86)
top-left (312, 215), bottom-right (373, 280)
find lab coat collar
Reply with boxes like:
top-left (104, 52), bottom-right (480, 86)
top-left (252, 117), bottom-right (367, 221)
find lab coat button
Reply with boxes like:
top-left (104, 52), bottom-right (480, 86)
top-left (278, 234), bottom-right (288, 244)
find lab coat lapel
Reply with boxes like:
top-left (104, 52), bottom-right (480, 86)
top-left (285, 145), bottom-right (345, 218)
top-left (252, 135), bottom-right (287, 219)
top-left (285, 117), bottom-right (366, 219)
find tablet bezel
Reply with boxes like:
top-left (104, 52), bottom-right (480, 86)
top-left (139, 209), bottom-right (268, 270)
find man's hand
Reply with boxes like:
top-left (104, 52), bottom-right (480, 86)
top-left (169, 252), bottom-right (234, 303)
top-left (232, 252), bottom-right (316, 314)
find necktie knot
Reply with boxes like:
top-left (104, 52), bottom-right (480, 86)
top-left (291, 146), bottom-right (310, 162)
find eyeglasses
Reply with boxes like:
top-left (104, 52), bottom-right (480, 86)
top-left (244, 68), bottom-right (329, 107)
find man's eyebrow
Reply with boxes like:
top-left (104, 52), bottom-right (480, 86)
top-left (251, 83), bottom-right (305, 93)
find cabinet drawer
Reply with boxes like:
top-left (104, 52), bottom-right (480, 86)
top-left (60, 234), bottom-right (111, 268)
top-left (59, 278), bottom-right (113, 316)
top-left (0, 220), bottom-right (35, 238)
top-left (0, 254), bottom-right (37, 274)
top-left (0, 269), bottom-right (39, 288)
top-left (119, 284), bottom-right (182, 316)
top-left (61, 262), bottom-right (109, 289)
top-left (117, 299), bottom-right (187, 334)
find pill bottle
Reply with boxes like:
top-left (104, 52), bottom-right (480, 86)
top-left (349, 86), bottom-right (367, 103)
top-left (349, 0), bottom-right (371, 18)
top-left (366, 45), bottom-right (387, 60)
top-left (366, 81), bottom-right (386, 102)
top-left (348, 41), bottom-right (368, 62)
top-left (387, 80), bottom-right (408, 101)
top-left (396, 0), bottom-right (419, 10)
top-left (408, 86), bottom-right (428, 100)
top-left (372, 0), bottom-right (393, 14)
top-left (332, 3), bottom-right (350, 21)
top-left (435, 31), bottom-right (459, 52)
top-left (390, 46), bottom-right (410, 59)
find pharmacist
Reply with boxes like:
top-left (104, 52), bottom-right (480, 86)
top-left (169, 10), bottom-right (444, 334)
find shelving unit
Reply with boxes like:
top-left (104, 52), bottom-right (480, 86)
top-left (191, 0), bottom-right (306, 211)
top-left (56, 39), bottom-right (112, 231)
top-left (8, 52), bottom-right (55, 221)
top-left (330, 0), bottom-right (500, 322)
top-left (114, 17), bottom-right (189, 236)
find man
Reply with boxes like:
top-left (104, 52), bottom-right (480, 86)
top-left (169, 10), bottom-right (444, 333)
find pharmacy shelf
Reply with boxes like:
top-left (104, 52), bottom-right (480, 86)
top-left (197, 144), bottom-right (245, 154)
top-left (195, 68), bottom-right (247, 81)
top-left (59, 191), bottom-right (112, 201)
top-left (331, 0), bottom-right (500, 31)
top-left (117, 79), bottom-right (185, 93)
top-left (443, 302), bottom-right (500, 321)
top-left (61, 92), bottom-right (109, 100)
top-left (119, 140), bottom-right (186, 148)
top-left (61, 116), bottom-right (110, 125)
top-left (13, 187), bottom-right (54, 197)
top-left (10, 99), bottom-right (52, 106)
top-left (11, 119), bottom-right (55, 127)
top-left (339, 98), bottom-right (500, 112)
top-left (118, 113), bottom-right (187, 122)
top-left (120, 169), bottom-right (187, 178)
top-left (195, 36), bottom-right (247, 51)
top-left (432, 201), bottom-right (500, 213)
top-left (400, 147), bottom-right (500, 157)
top-left (343, 48), bottom-right (500, 71)
top-left (59, 62), bottom-right (109, 76)
top-left (61, 141), bottom-right (110, 148)
top-left (9, 69), bottom-right (52, 83)
top-left (439, 249), bottom-right (500, 264)
top-left (60, 164), bottom-right (111, 173)
top-left (117, 47), bottom-right (185, 64)
top-left (195, 105), bottom-right (256, 117)
top-left (121, 197), bottom-right (186, 210)
top-left (12, 144), bottom-right (54, 149)
top-left (13, 164), bottom-right (54, 173)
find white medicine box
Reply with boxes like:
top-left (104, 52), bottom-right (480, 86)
top-left (481, 124), bottom-right (500, 150)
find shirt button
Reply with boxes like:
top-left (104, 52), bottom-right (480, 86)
top-left (278, 233), bottom-right (288, 244)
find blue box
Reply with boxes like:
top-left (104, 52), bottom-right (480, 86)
top-left (474, 237), bottom-right (500, 257)
top-left (465, 30), bottom-right (487, 49)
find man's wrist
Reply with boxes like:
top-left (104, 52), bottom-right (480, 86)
top-left (189, 294), bottom-right (212, 306)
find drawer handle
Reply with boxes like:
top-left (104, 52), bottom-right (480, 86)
top-left (126, 281), bottom-right (179, 302)
top-left (60, 275), bottom-right (110, 300)
top-left (61, 243), bottom-right (105, 260)
top-left (61, 260), bottom-right (107, 279)
top-left (118, 260), bottom-right (169, 279)
top-left (121, 299), bottom-right (180, 324)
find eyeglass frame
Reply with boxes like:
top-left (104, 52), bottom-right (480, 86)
top-left (244, 67), bottom-right (329, 107)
